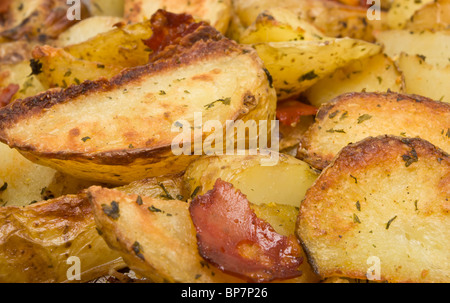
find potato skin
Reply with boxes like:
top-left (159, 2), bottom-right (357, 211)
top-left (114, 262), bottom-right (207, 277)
top-left (298, 91), bottom-right (450, 170)
top-left (296, 136), bottom-right (450, 282)
top-left (87, 186), bottom-right (320, 283)
top-left (0, 193), bottom-right (123, 283)
top-left (0, 23), bottom-right (276, 184)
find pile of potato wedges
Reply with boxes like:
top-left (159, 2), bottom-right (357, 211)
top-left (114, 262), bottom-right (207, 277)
top-left (0, 0), bottom-right (448, 283)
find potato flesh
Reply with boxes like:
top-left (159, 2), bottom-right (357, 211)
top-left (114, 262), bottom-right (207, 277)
top-left (376, 30), bottom-right (450, 68)
top-left (253, 39), bottom-right (381, 99)
top-left (299, 92), bottom-right (450, 170)
top-left (305, 53), bottom-right (403, 107)
top-left (184, 154), bottom-right (318, 208)
top-left (297, 136), bottom-right (450, 282)
top-left (6, 55), bottom-right (260, 153)
top-left (56, 16), bottom-right (125, 47)
top-left (387, 0), bottom-right (435, 29)
top-left (88, 186), bottom-right (320, 283)
top-left (398, 53), bottom-right (450, 103)
top-left (0, 194), bottom-right (124, 283)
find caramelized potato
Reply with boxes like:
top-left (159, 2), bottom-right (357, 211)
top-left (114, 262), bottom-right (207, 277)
top-left (183, 153), bottom-right (318, 208)
top-left (305, 53), bottom-right (403, 107)
top-left (252, 38), bottom-right (381, 99)
top-left (297, 136), bottom-right (450, 283)
top-left (298, 92), bottom-right (450, 170)
top-left (87, 186), bottom-right (320, 283)
top-left (0, 16), bottom-right (276, 184)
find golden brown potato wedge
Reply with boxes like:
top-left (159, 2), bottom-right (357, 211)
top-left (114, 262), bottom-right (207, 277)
top-left (231, 0), bottom-right (387, 41)
top-left (375, 30), bottom-right (450, 68)
top-left (0, 142), bottom-right (98, 207)
top-left (296, 136), bottom-right (450, 283)
top-left (397, 53), bottom-right (450, 103)
top-left (118, 173), bottom-right (187, 202)
top-left (298, 92), bottom-right (450, 170)
top-left (0, 172), bottom-right (190, 283)
top-left (386, 0), bottom-right (435, 29)
top-left (0, 19), bottom-right (276, 184)
top-left (0, 193), bottom-right (124, 283)
top-left (56, 16), bottom-right (125, 47)
top-left (62, 18), bottom-right (153, 69)
top-left (405, 0), bottom-right (450, 31)
top-left (124, 0), bottom-right (232, 34)
top-left (304, 53), bottom-right (404, 108)
top-left (87, 186), bottom-right (320, 283)
top-left (183, 153), bottom-right (319, 208)
top-left (237, 8), bottom-right (324, 44)
top-left (31, 45), bottom-right (123, 89)
top-left (253, 38), bottom-right (381, 99)
top-left (0, 60), bottom-right (46, 103)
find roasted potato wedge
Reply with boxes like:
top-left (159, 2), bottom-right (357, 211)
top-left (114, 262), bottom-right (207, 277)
top-left (124, 0), bottom-right (232, 34)
top-left (118, 173), bottom-right (187, 202)
top-left (31, 45), bottom-right (123, 89)
top-left (405, 0), bottom-right (450, 31)
top-left (56, 16), bottom-right (125, 47)
top-left (387, 0), bottom-right (435, 29)
top-left (0, 172), bottom-right (189, 283)
top-left (238, 8), bottom-right (324, 44)
top-left (0, 60), bottom-right (46, 102)
top-left (298, 92), bottom-right (450, 170)
top-left (183, 153), bottom-right (319, 208)
top-left (0, 193), bottom-right (124, 283)
top-left (62, 18), bottom-right (153, 69)
top-left (0, 142), bottom-right (98, 207)
top-left (0, 18), bottom-right (276, 184)
top-left (87, 186), bottom-right (320, 283)
top-left (375, 30), bottom-right (450, 68)
top-left (296, 136), bottom-right (450, 283)
top-left (232, 0), bottom-right (386, 41)
top-left (252, 38), bottom-right (381, 99)
top-left (397, 53), bottom-right (450, 103)
top-left (305, 53), bottom-right (403, 107)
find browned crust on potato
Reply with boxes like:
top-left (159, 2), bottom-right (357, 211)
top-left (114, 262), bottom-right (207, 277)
top-left (309, 135), bottom-right (449, 193)
top-left (296, 135), bottom-right (449, 282)
top-left (0, 192), bottom-right (123, 283)
top-left (0, 25), bottom-right (239, 128)
top-left (298, 91), bottom-right (450, 170)
top-left (0, 23), bottom-right (256, 166)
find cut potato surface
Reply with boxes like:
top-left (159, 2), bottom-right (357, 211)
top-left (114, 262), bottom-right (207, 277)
top-left (0, 19), bottom-right (276, 184)
top-left (183, 153), bottom-right (319, 208)
top-left (305, 53), bottom-right (403, 107)
top-left (397, 53), bottom-right (450, 103)
top-left (87, 186), bottom-right (319, 283)
top-left (0, 193), bottom-right (124, 283)
top-left (375, 30), bottom-right (450, 68)
top-left (298, 92), bottom-right (450, 170)
top-left (253, 38), bottom-right (381, 100)
top-left (296, 135), bottom-right (450, 283)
